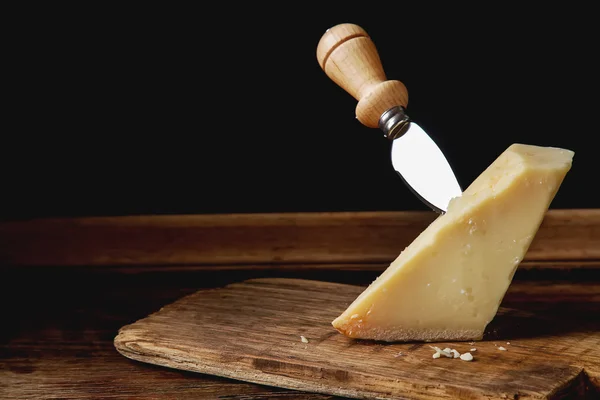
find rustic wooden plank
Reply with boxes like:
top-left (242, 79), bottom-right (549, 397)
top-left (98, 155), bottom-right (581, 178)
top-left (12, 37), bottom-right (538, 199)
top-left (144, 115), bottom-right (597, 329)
top-left (114, 278), bottom-right (600, 400)
top-left (2, 263), bottom-right (598, 399)
top-left (1, 209), bottom-right (599, 268)
top-left (1, 347), bottom-right (344, 400)
top-left (0, 267), bottom-right (348, 400)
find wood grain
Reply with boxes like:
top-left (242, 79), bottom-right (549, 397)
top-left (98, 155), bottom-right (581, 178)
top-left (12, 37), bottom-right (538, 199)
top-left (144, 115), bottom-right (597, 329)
top-left (0, 268), bottom-right (349, 399)
top-left (1, 347), bottom-right (343, 400)
top-left (316, 23), bottom-right (409, 128)
top-left (1, 209), bottom-right (598, 269)
top-left (114, 278), bottom-right (600, 400)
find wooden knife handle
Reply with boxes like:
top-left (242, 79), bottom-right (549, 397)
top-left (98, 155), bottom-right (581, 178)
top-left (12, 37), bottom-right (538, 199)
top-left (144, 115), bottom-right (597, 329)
top-left (316, 23), bottom-right (409, 129)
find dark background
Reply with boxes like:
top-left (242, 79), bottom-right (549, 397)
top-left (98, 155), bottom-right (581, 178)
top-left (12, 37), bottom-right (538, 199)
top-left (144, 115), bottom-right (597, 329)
top-left (3, 4), bottom-right (598, 220)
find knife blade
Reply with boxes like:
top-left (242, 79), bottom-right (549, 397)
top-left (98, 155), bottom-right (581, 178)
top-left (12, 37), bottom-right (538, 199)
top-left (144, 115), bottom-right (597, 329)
top-left (316, 23), bottom-right (462, 213)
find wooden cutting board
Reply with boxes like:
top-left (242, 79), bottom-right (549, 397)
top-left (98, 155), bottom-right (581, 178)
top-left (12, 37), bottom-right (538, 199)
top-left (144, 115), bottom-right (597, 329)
top-left (114, 278), bottom-right (600, 400)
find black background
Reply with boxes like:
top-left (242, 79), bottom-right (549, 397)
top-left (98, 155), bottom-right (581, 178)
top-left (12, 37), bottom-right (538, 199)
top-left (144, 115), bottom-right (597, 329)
top-left (3, 4), bottom-right (598, 220)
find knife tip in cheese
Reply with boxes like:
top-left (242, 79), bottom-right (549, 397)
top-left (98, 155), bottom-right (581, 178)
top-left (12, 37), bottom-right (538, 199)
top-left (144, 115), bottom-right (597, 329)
top-left (332, 143), bottom-right (574, 342)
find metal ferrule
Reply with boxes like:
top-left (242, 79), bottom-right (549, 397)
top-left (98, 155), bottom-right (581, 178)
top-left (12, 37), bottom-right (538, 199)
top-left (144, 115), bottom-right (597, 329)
top-left (378, 105), bottom-right (411, 140)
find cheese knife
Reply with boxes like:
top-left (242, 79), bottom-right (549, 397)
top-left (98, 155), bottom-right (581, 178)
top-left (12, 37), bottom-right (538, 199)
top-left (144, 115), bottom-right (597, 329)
top-left (316, 23), bottom-right (462, 213)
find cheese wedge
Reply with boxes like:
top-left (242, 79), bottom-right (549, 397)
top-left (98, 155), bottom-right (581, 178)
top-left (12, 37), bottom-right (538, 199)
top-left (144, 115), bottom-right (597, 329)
top-left (332, 143), bottom-right (574, 342)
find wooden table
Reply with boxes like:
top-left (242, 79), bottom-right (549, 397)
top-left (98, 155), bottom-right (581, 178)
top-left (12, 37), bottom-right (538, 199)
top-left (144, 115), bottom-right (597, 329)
top-left (1, 210), bottom-right (599, 399)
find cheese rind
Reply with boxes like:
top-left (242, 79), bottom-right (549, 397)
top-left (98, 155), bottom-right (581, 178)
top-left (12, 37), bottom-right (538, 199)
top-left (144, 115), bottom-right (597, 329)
top-left (332, 144), bottom-right (574, 342)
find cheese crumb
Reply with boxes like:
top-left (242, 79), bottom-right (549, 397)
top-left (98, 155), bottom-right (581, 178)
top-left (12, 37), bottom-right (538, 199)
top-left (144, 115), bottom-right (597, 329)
top-left (470, 348), bottom-right (477, 352)
top-left (300, 336), bottom-right (309, 343)
top-left (429, 345), bottom-right (452, 358)
top-left (498, 346), bottom-right (507, 351)
top-left (430, 346), bottom-right (474, 361)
